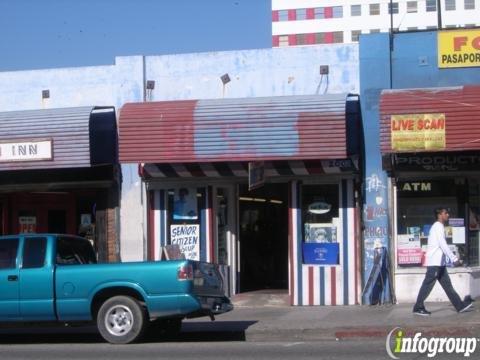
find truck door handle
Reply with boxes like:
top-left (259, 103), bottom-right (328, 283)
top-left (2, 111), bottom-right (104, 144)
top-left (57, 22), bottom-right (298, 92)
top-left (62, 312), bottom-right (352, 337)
top-left (7, 275), bottom-right (18, 282)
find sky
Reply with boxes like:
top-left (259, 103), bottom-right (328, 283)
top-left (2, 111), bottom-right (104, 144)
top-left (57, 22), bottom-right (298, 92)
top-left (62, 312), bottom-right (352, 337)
top-left (0, 0), bottom-right (272, 72)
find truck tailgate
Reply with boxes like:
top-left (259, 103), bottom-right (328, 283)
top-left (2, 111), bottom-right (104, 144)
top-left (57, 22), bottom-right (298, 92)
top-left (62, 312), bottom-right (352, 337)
top-left (192, 262), bottom-right (225, 297)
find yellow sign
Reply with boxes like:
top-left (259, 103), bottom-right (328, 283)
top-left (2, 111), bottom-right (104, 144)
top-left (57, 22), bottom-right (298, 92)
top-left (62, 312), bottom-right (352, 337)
top-left (391, 114), bottom-right (446, 151)
top-left (438, 29), bottom-right (480, 68)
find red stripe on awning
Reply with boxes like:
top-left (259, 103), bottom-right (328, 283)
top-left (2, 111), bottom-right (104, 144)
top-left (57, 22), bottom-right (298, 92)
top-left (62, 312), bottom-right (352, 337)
top-left (380, 85), bottom-right (480, 154)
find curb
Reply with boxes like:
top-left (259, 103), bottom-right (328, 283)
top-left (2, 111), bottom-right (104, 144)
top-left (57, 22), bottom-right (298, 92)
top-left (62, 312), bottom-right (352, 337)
top-left (240, 325), bottom-right (480, 342)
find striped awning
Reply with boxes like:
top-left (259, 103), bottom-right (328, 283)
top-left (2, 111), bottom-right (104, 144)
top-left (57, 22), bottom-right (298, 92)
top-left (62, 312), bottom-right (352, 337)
top-left (0, 106), bottom-right (117, 171)
top-left (380, 85), bottom-right (480, 154)
top-left (142, 159), bottom-right (358, 178)
top-left (119, 94), bottom-right (360, 163)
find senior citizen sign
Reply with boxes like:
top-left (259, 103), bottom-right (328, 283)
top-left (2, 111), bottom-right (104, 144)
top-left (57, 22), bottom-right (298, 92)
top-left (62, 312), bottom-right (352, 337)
top-left (170, 224), bottom-right (200, 261)
top-left (390, 114), bottom-right (445, 152)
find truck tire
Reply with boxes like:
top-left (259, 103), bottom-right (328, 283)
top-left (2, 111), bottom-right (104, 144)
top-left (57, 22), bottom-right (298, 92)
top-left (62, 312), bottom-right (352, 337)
top-left (96, 295), bottom-right (147, 344)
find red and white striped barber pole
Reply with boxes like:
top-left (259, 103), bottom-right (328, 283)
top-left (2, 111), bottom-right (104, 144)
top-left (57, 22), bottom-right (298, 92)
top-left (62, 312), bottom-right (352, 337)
top-left (288, 180), bottom-right (360, 306)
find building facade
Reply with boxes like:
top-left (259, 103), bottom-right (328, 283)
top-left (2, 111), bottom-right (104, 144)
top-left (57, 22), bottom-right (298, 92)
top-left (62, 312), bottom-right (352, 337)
top-left (272, 0), bottom-right (480, 46)
top-left (0, 107), bottom-right (120, 262)
top-left (0, 45), bottom-right (361, 305)
top-left (360, 28), bottom-right (480, 303)
top-left (118, 94), bottom-right (363, 305)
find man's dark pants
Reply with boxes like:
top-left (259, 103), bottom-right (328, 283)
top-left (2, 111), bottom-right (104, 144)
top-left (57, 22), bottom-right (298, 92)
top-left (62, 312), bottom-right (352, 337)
top-left (414, 266), bottom-right (464, 312)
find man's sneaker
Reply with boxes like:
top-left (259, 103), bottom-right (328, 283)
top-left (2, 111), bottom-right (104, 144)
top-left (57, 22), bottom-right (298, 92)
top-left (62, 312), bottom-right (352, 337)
top-left (459, 302), bottom-right (474, 313)
top-left (413, 308), bottom-right (431, 316)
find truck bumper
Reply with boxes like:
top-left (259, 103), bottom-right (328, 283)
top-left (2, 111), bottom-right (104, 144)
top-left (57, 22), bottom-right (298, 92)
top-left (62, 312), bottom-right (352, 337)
top-left (181, 294), bottom-right (233, 319)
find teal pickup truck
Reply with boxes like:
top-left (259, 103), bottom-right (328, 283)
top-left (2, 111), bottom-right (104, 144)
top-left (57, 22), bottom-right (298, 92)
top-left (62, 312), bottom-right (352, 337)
top-left (0, 234), bottom-right (232, 344)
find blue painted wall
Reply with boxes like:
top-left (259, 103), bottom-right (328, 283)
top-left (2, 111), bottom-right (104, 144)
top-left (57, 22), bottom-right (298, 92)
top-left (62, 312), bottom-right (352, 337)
top-left (360, 30), bottom-right (480, 304)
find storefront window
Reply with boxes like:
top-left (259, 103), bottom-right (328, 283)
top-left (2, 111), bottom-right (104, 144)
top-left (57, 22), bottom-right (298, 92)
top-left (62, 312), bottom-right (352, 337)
top-left (302, 184), bottom-right (340, 265)
top-left (167, 187), bottom-right (203, 260)
top-left (396, 179), bottom-right (477, 267)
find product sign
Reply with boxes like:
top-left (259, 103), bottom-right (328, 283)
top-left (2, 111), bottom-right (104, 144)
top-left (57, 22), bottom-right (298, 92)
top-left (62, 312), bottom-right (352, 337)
top-left (170, 224), bottom-right (200, 260)
top-left (438, 29), bottom-right (480, 68)
top-left (391, 114), bottom-right (445, 151)
top-left (393, 153), bottom-right (480, 172)
top-left (0, 139), bottom-right (53, 162)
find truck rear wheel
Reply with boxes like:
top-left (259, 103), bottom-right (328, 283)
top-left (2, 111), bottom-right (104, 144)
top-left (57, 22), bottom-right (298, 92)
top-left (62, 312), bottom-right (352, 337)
top-left (96, 295), bottom-right (147, 344)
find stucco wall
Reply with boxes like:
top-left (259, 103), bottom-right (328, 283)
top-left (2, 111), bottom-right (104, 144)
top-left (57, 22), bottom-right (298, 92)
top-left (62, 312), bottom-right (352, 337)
top-left (0, 45), bottom-right (359, 262)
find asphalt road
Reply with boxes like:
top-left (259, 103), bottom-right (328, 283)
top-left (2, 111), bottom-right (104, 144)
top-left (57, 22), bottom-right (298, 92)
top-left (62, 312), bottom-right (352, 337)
top-left (0, 326), bottom-right (473, 360)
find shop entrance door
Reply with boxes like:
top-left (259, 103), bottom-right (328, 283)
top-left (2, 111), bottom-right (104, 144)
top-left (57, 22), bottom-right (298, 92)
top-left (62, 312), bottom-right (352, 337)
top-left (239, 183), bottom-right (288, 292)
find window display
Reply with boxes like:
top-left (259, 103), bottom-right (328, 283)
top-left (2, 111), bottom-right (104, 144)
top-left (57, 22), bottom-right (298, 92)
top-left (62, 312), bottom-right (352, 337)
top-left (302, 184), bottom-right (340, 265)
top-left (396, 179), bottom-right (479, 267)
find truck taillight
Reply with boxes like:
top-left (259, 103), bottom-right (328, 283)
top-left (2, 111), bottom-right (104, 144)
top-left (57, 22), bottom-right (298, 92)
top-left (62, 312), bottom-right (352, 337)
top-left (177, 264), bottom-right (194, 281)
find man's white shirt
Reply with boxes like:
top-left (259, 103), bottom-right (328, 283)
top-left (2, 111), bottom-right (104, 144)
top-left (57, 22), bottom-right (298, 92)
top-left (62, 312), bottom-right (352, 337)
top-left (426, 221), bottom-right (458, 266)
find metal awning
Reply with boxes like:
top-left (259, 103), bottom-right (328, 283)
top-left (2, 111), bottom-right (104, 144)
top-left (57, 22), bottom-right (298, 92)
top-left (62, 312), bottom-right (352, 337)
top-left (380, 85), bottom-right (480, 154)
top-left (119, 94), bottom-right (360, 163)
top-left (0, 106), bottom-right (117, 171)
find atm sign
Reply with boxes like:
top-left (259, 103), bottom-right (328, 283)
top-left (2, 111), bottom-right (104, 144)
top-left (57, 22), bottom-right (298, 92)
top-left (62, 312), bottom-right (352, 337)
top-left (438, 29), bottom-right (480, 68)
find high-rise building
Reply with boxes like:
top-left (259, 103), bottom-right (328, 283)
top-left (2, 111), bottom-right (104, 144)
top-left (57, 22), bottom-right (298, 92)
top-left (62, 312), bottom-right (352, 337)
top-left (272, 0), bottom-right (479, 47)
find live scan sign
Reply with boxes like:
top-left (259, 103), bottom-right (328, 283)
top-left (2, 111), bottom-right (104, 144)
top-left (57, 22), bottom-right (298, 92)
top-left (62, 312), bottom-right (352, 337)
top-left (391, 114), bottom-right (445, 151)
top-left (0, 139), bottom-right (53, 162)
top-left (438, 29), bottom-right (480, 68)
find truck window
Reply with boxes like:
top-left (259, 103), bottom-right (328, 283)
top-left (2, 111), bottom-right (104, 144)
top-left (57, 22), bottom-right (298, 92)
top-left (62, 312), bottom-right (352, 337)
top-left (57, 237), bottom-right (96, 265)
top-left (22, 237), bottom-right (47, 269)
top-left (0, 239), bottom-right (19, 269)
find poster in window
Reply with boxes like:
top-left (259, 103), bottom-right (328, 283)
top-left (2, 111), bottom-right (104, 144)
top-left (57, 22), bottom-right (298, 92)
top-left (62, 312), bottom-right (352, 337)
top-left (170, 224), bottom-right (200, 260)
top-left (173, 187), bottom-right (198, 220)
top-left (397, 234), bottom-right (422, 265)
top-left (304, 223), bottom-right (337, 243)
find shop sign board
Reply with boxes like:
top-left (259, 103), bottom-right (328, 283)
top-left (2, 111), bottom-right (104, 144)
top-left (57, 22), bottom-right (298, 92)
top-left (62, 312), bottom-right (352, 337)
top-left (170, 224), bottom-right (200, 261)
top-left (391, 114), bottom-right (445, 152)
top-left (302, 243), bottom-right (339, 265)
top-left (0, 139), bottom-right (53, 162)
top-left (393, 153), bottom-right (480, 172)
top-left (248, 161), bottom-right (265, 191)
top-left (438, 29), bottom-right (480, 68)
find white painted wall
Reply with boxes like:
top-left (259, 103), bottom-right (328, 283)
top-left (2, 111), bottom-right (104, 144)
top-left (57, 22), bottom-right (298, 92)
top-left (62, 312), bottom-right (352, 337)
top-left (395, 269), bottom-right (479, 303)
top-left (145, 45), bottom-right (359, 101)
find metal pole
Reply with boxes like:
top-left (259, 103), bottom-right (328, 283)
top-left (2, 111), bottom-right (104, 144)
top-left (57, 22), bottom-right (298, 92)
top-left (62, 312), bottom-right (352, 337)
top-left (437, 0), bottom-right (442, 29)
top-left (389, 0), bottom-right (394, 89)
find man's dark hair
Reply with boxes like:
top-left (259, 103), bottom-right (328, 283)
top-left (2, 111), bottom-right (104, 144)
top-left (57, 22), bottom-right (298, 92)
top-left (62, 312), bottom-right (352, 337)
top-left (434, 207), bottom-right (448, 219)
top-left (179, 188), bottom-right (189, 196)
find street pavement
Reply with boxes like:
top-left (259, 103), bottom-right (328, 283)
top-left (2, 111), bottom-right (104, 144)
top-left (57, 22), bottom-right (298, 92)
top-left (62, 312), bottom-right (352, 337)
top-left (0, 301), bottom-right (478, 359)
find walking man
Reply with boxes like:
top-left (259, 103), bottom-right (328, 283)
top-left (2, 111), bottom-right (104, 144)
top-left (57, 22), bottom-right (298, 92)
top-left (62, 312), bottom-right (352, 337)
top-left (413, 207), bottom-right (474, 316)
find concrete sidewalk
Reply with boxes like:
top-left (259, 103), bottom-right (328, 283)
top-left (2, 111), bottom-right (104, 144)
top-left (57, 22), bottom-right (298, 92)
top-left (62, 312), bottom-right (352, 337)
top-left (182, 301), bottom-right (480, 342)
